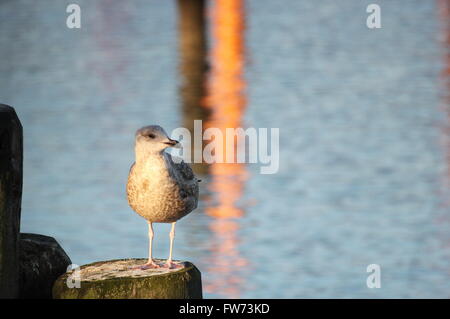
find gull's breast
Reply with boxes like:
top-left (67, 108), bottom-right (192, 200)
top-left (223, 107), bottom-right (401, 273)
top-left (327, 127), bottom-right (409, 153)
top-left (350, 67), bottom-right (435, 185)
top-left (127, 163), bottom-right (190, 223)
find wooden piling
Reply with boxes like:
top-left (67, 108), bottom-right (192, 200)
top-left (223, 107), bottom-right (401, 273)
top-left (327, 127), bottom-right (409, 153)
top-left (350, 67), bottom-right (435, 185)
top-left (0, 104), bottom-right (23, 298)
top-left (52, 259), bottom-right (203, 299)
top-left (19, 233), bottom-right (72, 299)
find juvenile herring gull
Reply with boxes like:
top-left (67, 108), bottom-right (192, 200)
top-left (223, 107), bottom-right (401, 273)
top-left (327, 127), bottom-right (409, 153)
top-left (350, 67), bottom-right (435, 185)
top-left (127, 125), bottom-right (199, 269)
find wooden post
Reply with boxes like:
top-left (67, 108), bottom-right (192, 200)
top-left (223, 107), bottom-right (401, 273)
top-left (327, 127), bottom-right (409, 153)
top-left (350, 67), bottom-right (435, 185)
top-left (19, 233), bottom-right (72, 299)
top-left (52, 259), bottom-right (203, 299)
top-left (0, 104), bottom-right (23, 298)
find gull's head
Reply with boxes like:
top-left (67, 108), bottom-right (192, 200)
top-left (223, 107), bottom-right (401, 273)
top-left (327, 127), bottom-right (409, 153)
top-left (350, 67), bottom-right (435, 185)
top-left (135, 125), bottom-right (179, 153)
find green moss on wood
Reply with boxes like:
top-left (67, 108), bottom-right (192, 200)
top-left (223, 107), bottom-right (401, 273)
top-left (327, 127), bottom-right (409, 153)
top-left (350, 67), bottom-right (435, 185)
top-left (52, 259), bottom-right (202, 299)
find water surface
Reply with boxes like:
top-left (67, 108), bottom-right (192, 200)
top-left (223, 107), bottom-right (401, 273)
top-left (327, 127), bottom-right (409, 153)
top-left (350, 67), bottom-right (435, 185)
top-left (0, 0), bottom-right (449, 298)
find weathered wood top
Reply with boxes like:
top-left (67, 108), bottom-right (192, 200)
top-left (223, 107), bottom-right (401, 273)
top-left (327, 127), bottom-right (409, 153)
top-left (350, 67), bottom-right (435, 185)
top-left (53, 258), bottom-right (202, 299)
top-left (70, 259), bottom-right (186, 282)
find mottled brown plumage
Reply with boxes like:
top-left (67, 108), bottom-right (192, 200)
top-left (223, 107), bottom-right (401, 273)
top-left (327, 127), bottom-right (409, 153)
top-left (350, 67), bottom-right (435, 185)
top-left (127, 152), bottom-right (198, 223)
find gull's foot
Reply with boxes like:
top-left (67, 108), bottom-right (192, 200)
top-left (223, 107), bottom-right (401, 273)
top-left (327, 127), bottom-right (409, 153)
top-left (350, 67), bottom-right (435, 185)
top-left (163, 260), bottom-right (183, 269)
top-left (131, 261), bottom-right (161, 270)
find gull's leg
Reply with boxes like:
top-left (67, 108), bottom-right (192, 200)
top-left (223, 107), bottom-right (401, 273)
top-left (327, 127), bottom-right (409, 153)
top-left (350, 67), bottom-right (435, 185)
top-left (165, 222), bottom-right (182, 269)
top-left (139, 221), bottom-right (160, 269)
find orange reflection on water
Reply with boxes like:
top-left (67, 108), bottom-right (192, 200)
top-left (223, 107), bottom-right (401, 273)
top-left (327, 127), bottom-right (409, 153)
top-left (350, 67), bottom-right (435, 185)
top-left (437, 0), bottom-right (450, 272)
top-left (204, 0), bottom-right (247, 219)
top-left (438, 0), bottom-right (450, 76)
top-left (203, 220), bottom-right (248, 297)
top-left (202, 0), bottom-right (249, 298)
top-left (438, 0), bottom-right (450, 203)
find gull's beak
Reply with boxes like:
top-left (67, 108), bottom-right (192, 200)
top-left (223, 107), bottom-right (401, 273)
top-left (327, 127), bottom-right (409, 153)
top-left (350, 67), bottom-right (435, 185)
top-left (164, 138), bottom-right (180, 148)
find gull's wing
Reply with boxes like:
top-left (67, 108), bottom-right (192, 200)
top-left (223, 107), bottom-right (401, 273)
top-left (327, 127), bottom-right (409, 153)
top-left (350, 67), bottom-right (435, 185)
top-left (166, 154), bottom-right (199, 210)
top-left (165, 154), bottom-right (196, 180)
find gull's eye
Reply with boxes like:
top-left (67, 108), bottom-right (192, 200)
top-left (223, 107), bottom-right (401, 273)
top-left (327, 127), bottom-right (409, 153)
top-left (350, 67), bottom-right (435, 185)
top-left (148, 133), bottom-right (156, 139)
